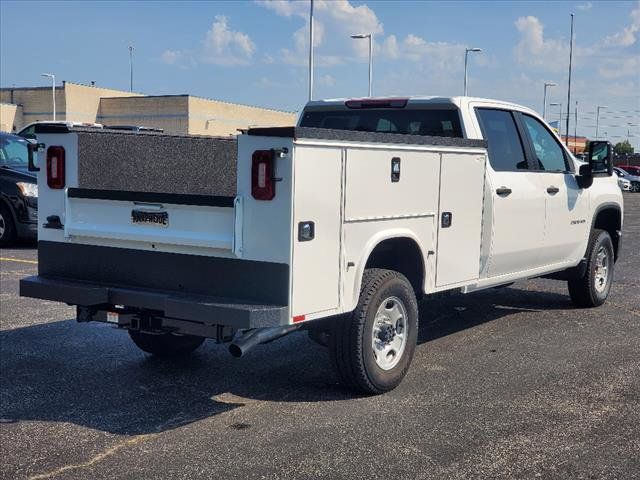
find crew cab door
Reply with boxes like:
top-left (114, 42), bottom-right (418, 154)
top-left (518, 114), bottom-right (590, 265)
top-left (475, 108), bottom-right (546, 277)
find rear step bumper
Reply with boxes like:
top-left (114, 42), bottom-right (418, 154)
top-left (20, 275), bottom-right (288, 329)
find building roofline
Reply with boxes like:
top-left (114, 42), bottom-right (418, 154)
top-left (100, 94), bottom-right (295, 114)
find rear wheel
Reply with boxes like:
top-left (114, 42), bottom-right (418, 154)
top-left (0, 204), bottom-right (16, 247)
top-left (568, 229), bottom-right (614, 307)
top-left (330, 268), bottom-right (418, 394)
top-left (128, 330), bottom-right (205, 357)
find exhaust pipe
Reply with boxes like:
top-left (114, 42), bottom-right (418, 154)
top-left (229, 324), bottom-right (301, 358)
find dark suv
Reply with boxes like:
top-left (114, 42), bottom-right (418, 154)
top-left (0, 132), bottom-right (38, 246)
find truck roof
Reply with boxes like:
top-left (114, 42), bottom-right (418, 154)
top-left (304, 96), bottom-right (537, 116)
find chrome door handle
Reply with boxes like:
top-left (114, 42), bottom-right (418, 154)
top-left (496, 187), bottom-right (512, 196)
top-left (546, 186), bottom-right (560, 194)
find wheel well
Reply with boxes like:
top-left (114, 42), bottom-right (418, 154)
top-left (593, 206), bottom-right (622, 260)
top-left (365, 237), bottom-right (425, 295)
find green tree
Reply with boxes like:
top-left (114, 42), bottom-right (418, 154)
top-left (614, 140), bottom-right (634, 155)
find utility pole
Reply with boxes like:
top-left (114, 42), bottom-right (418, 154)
top-left (596, 105), bottom-right (607, 139)
top-left (565, 13), bottom-right (574, 148)
top-left (41, 73), bottom-right (56, 121)
top-left (574, 101), bottom-right (578, 155)
top-left (129, 45), bottom-right (134, 92)
top-left (543, 82), bottom-right (556, 120)
top-left (550, 102), bottom-right (563, 137)
top-left (308, 0), bottom-right (314, 101)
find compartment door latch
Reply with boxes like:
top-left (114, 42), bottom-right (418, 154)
top-left (391, 157), bottom-right (401, 182)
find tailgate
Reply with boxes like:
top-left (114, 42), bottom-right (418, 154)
top-left (64, 188), bottom-right (238, 251)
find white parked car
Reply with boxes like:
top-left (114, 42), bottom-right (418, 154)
top-left (614, 167), bottom-right (639, 192)
top-left (20, 96), bottom-right (623, 394)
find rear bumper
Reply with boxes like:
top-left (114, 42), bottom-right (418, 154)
top-left (20, 275), bottom-right (288, 329)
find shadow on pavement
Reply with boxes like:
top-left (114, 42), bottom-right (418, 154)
top-left (1, 239), bottom-right (37, 250)
top-left (0, 285), bottom-right (574, 436)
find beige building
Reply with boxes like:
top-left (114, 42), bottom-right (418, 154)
top-left (0, 81), bottom-right (295, 136)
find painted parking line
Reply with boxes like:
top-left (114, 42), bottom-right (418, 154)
top-left (0, 257), bottom-right (38, 265)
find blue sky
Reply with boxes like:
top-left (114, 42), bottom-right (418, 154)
top-left (1, 0), bottom-right (638, 147)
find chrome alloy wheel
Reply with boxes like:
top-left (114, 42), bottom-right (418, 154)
top-left (594, 245), bottom-right (611, 293)
top-left (0, 211), bottom-right (5, 239)
top-left (371, 296), bottom-right (409, 370)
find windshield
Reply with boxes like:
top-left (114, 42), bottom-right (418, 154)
top-left (0, 135), bottom-right (29, 167)
top-left (299, 107), bottom-right (463, 137)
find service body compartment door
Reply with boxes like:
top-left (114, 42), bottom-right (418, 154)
top-left (290, 145), bottom-right (343, 317)
top-left (436, 153), bottom-right (486, 287)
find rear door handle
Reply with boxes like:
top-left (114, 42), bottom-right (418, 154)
top-left (496, 187), bottom-right (512, 196)
top-left (546, 186), bottom-right (560, 194)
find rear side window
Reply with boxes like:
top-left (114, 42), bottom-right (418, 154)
top-left (299, 108), bottom-right (463, 138)
top-left (521, 114), bottom-right (569, 172)
top-left (476, 109), bottom-right (528, 171)
top-left (19, 125), bottom-right (36, 139)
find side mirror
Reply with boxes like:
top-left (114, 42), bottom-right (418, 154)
top-left (588, 140), bottom-right (613, 176)
top-left (576, 163), bottom-right (593, 189)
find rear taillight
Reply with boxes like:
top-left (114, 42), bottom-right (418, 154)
top-left (251, 150), bottom-right (275, 200)
top-left (46, 146), bottom-right (65, 189)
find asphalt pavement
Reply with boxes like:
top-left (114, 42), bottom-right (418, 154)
top-left (1, 194), bottom-right (638, 480)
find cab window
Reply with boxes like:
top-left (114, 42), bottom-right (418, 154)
top-left (521, 114), bottom-right (569, 172)
top-left (476, 108), bottom-right (528, 171)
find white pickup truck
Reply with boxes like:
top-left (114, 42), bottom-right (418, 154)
top-left (21, 96), bottom-right (623, 394)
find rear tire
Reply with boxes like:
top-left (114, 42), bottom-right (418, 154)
top-left (330, 268), bottom-right (418, 394)
top-left (0, 204), bottom-right (16, 247)
top-left (129, 330), bottom-right (205, 357)
top-left (568, 229), bottom-right (614, 308)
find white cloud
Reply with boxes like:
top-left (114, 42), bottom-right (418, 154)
top-left (202, 15), bottom-right (255, 65)
top-left (598, 56), bottom-right (640, 79)
top-left (162, 15), bottom-right (255, 68)
top-left (257, 0), bottom-right (383, 66)
top-left (161, 50), bottom-right (181, 65)
top-left (576, 2), bottom-right (592, 11)
top-left (317, 74), bottom-right (336, 87)
top-left (604, 2), bottom-right (639, 46)
top-left (256, 0), bottom-right (308, 18)
top-left (514, 16), bottom-right (568, 72)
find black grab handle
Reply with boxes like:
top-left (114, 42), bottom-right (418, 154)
top-left (27, 142), bottom-right (43, 172)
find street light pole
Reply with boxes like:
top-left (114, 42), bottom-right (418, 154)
top-left (41, 73), bottom-right (56, 121)
top-left (351, 33), bottom-right (373, 97)
top-left (308, 0), bottom-right (314, 101)
top-left (596, 105), bottom-right (607, 139)
top-left (129, 45), bottom-right (134, 92)
top-left (565, 13), bottom-right (574, 148)
top-left (543, 82), bottom-right (557, 120)
top-left (463, 47), bottom-right (482, 96)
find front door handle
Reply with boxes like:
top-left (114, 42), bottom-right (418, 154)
top-left (546, 186), bottom-right (560, 194)
top-left (496, 187), bottom-right (512, 196)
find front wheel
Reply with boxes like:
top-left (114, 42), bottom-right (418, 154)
top-left (129, 330), bottom-right (205, 357)
top-left (330, 268), bottom-right (418, 394)
top-left (568, 229), bottom-right (615, 307)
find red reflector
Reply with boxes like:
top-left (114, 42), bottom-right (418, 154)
top-left (293, 315), bottom-right (306, 323)
top-left (46, 146), bottom-right (65, 189)
top-left (251, 149), bottom-right (275, 200)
